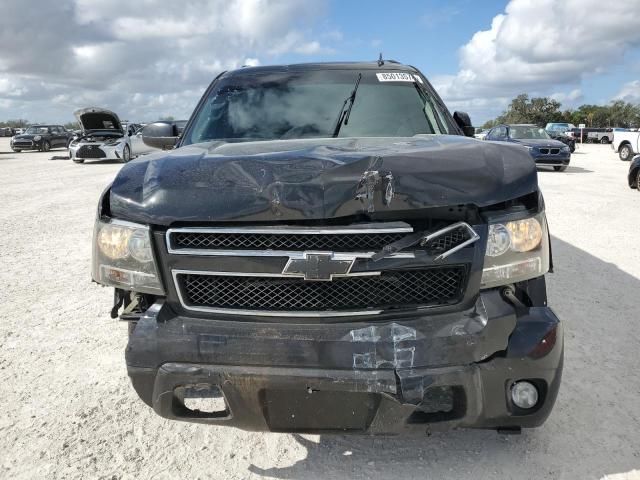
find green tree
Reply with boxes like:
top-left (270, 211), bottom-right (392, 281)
top-left (483, 95), bottom-right (640, 128)
top-left (494, 94), bottom-right (563, 126)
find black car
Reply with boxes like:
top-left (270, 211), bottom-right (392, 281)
top-left (546, 129), bottom-right (576, 153)
top-left (92, 61), bottom-right (562, 434)
top-left (10, 125), bottom-right (74, 152)
top-left (486, 124), bottom-right (571, 171)
top-left (628, 155), bottom-right (640, 191)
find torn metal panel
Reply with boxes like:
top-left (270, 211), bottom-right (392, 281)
top-left (109, 135), bottom-right (537, 225)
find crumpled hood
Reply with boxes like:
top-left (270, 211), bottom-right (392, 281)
top-left (109, 135), bottom-right (538, 225)
top-left (74, 107), bottom-right (123, 133)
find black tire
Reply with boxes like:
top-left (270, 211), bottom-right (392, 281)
top-left (41, 140), bottom-right (51, 152)
top-left (636, 169), bottom-right (640, 191)
top-left (121, 145), bottom-right (131, 163)
top-left (72, 158), bottom-right (84, 164)
top-left (619, 144), bottom-right (633, 161)
top-left (600, 137), bottom-right (609, 144)
top-left (554, 165), bottom-right (568, 172)
top-left (569, 143), bottom-right (575, 153)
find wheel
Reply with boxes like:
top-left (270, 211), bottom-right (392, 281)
top-left (121, 145), bottom-right (131, 163)
top-left (569, 143), bottom-right (575, 153)
top-left (41, 140), bottom-right (51, 152)
top-left (636, 169), bottom-right (640, 191)
top-left (72, 158), bottom-right (84, 164)
top-left (619, 144), bottom-right (633, 161)
top-left (600, 137), bottom-right (609, 144)
top-left (554, 165), bottom-right (568, 172)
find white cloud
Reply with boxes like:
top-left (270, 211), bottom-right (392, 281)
top-left (614, 80), bottom-right (640, 102)
top-left (551, 89), bottom-right (583, 105)
top-left (0, 0), bottom-right (335, 122)
top-left (435, 0), bottom-right (640, 120)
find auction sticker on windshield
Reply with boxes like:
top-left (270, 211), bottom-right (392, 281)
top-left (376, 72), bottom-right (416, 82)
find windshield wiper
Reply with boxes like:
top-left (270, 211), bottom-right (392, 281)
top-left (332, 73), bottom-right (362, 138)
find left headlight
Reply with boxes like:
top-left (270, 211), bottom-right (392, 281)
top-left (561, 145), bottom-right (570, 152)
top-left (92, 218), bottom-right (164, 295)
top-left (34, 135), bottom-right (42, 141)
top-left (481, 212), bottom-right (550, 289)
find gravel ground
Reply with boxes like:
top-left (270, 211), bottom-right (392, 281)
top-left (0, 139), bottom-right (639, 480)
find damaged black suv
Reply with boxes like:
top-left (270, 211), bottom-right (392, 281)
top-left (93, 61), bottom-right (562, 434)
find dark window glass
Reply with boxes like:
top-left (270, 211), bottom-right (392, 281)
top-left (184, 70), bottom-right (454, 145)
top-left (510, 126), bottom-right (550, 140)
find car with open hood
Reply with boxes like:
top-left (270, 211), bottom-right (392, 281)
top-left (69, 108), bottom-right (149, 163)
top-left (545, 128), bottom-right (576, 153)
top-left (92, 61), bottom-right (563, 435)
top-left (10, 125), bottom-right (73, 152)
top-left (487, 123), bottom-right (571, 171)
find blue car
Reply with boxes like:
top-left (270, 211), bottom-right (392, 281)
top-left (628, 155), bottom-right (640, 191)
top-left (486, 124), bottom-right (571, 171)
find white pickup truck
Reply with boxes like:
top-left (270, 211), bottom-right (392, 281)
top-left (612, 130), bottom-right (640, 161)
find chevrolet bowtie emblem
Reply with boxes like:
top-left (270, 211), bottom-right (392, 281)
top-left (282, 253), bottom-right (356, 281)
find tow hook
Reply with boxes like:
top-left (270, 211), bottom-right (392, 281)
top-left (501, 286), bottom-right (527, 310)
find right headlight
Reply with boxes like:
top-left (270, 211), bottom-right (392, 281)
top-left (92, 218), bottom-right (164, 295)
top-left (34, 135), bottom-right (42, 141)
top-left (481, 212), bottom-right (550, 289)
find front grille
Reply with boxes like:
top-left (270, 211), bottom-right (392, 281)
top-left (422, 225), bottom-right (471, 255)
top-left (539, 148), bottom-right (561, 155)
top-left (77, 145), bottom-right (106, 158)
top-left (13, 141), bottom-right (33, 147)
top-left (178, 267), bottom-right (467, 313)
top-left (172, 230), bottom-right (408, 252)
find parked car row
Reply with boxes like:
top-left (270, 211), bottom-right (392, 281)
top-left (481, 123), bottom-right (572, 171)
top-left (10, 125), bottom-right (75, 152)
top-left (4, 110), bottom-right (187, 163)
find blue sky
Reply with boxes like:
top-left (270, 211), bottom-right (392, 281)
top-left (320, 0), bottom-right (503, 76)
top-left (0, 0), bottom-right (639, 124)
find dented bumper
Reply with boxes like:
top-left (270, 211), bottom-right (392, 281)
top-left (126, 289), bottom-right (563, 434)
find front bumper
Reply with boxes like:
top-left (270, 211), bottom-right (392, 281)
top-left (532, 154), bottom-right (571, 167)
top-left (11, 139), bottom-right (39, 150)
top-left (69, 142), bottom-right (124, 160)
top-left (126, 289), bottom-right (563, 434)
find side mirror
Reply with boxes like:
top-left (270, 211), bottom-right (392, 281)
top-left (141, 121), bottom-right (181, 150)
top-left (453, 111), bottom-right (475, 137)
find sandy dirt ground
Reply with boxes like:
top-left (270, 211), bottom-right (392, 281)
top-left (0, 138), bottom-right (639, 479)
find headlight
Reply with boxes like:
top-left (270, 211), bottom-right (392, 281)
top-left (105, 138), bottom-right (123, 146)
top-left (561, 145), bottom-right (570, 152)
top-left (92, 218), bottom-right (164, 295)
top-left (481, 213), bottom-right (549, 289)
top-left (34, 135), bottom-right (42, 141)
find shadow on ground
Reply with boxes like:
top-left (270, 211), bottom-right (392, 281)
top-left (538, 165), bottom-right (593, 174)
top-left (248, 236), bottom-right (640, 479)
top-left (79, 159), bottom-right (125, 165)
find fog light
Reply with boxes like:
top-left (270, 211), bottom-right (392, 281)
top-left (511, 381), bottom-right (538, 409)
